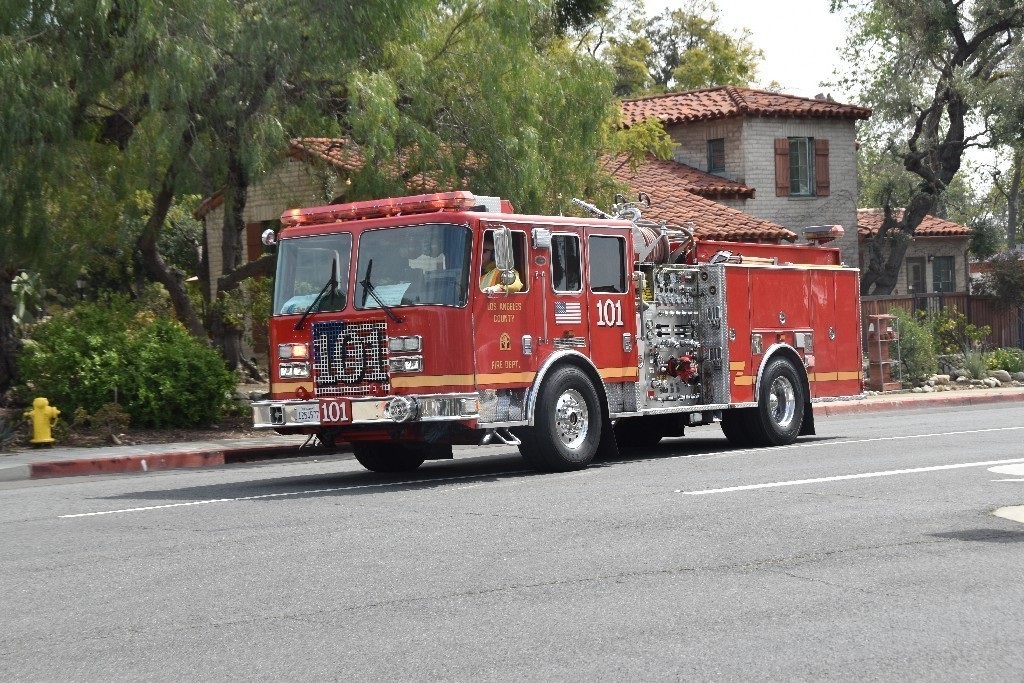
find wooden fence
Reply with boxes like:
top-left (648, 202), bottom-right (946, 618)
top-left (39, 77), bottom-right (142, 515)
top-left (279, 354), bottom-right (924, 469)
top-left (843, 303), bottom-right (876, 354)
top-left (861, 293), bottom-right (1024, 350)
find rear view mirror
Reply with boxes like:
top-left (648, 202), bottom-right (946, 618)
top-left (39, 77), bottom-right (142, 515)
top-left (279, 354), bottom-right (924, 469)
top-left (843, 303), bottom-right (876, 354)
top-left (492, 224), bottom-right (515, 274)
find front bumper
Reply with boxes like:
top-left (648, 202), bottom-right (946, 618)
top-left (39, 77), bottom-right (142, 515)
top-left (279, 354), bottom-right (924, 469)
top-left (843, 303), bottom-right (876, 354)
top-left (252, 393), bottom-right (480, 429)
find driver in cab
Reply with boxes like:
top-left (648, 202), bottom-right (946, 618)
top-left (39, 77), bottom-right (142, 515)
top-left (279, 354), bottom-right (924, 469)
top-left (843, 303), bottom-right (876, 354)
top-left (479, 234), bottom-right (523, 293)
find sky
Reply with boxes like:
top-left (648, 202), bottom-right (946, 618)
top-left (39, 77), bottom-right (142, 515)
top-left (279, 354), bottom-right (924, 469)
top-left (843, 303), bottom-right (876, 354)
top-left (643, 0), bottom-right (855, 102)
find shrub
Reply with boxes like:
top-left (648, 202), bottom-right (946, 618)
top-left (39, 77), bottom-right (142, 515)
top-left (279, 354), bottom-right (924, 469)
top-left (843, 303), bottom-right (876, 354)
top-left (17, 295), bottom-right (235, 428)
top-left (890, 307), bottom-right (937, 384)
top-left (963, 350), bottom-right (989, 380)
top-left (120, 320), bottom-right (235, 428)
top-left (930, 309), bottom-right (989, 355)
top-left (986, 347), bottom-right (1024, 373)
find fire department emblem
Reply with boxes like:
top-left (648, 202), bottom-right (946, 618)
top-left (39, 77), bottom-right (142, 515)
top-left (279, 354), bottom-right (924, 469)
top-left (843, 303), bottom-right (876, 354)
top-left (499, 332), bottom-right (511, 351)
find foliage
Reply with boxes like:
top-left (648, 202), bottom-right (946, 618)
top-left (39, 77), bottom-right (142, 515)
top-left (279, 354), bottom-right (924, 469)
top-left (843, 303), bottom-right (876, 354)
top-left (16, 297), bottom-right (234, 428)
top-left (0, 412), bottom-right (19, 450)
top-left (929, 310), bottom-right (990, 355)
top-left (644, 1), bottom-right (762, 92)
top-left (889, 307), bottom-right (937, 383)
top-left (574, 0), bottom-right (761, 98)
top-left (963, 350), bottom-right (989, 381)
top-left (973, 250), bottom-right (1024, 309)
top-left (969, 215), bottom-right (1006, 259)
top-left (986, 347), bottom-right (1024, 373)
top-left (833, 0), bottom-right (1024, 295)
top-left (74, 402), bottom-right (132, 438)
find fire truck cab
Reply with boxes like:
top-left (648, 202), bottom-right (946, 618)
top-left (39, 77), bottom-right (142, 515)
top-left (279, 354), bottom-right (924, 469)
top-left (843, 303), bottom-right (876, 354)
top-left (252, 191), bottom-right (862, 473)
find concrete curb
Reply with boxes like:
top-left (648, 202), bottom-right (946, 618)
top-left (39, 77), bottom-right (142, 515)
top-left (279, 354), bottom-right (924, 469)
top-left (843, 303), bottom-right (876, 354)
top-left (818, 389), bottom-right (1024, 416)
top-left (4, 390), bottom-right (1021, 481)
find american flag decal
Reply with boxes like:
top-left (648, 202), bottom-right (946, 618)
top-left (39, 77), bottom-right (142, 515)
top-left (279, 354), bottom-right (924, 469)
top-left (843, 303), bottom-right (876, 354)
top-left (554, 301), bottom-right (582, 325)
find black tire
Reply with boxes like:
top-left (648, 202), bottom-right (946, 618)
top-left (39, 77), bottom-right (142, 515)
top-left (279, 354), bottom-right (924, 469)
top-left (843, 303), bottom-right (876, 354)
top-left (518, 366), bottom-right (602, 472)
top-left (352, 443), bottom-right (426, 473)
top-left (748, 357), bottom-right (805, 447)
top-left (720, 408), bottom-right (756, 447)
top-left (614, 416), bottom-right (665, 449)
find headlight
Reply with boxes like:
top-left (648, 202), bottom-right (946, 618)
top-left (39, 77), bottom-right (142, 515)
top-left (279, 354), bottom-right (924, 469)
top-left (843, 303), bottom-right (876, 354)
top-left (278, 343), bottom-right (309, 360)
top-left (388, 335), bottom-right (422, 352)
top-left (279, 362), bottom-right (311, 378)
top-left (388, 356), bottom-right (423, 373)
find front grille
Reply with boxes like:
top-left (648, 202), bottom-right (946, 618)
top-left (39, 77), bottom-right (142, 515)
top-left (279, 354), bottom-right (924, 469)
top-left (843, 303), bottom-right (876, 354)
top-left (312, 320), bottom-right (390, 397)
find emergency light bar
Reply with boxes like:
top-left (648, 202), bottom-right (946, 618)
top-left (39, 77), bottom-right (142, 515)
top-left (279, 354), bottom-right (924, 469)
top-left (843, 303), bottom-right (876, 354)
top-left (281, 191), bottom-right (481, 227)
top-left (803, 224), bottom-right (844, 245)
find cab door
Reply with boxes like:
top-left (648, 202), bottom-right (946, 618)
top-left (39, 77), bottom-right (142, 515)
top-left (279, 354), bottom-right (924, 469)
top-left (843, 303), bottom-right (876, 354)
top-left (583, 229), bottom-right (638, 387)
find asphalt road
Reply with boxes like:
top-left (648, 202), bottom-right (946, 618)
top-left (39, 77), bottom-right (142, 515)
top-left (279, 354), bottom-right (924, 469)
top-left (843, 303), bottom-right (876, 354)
top-left (3, 404), bottom-right (1024, 681)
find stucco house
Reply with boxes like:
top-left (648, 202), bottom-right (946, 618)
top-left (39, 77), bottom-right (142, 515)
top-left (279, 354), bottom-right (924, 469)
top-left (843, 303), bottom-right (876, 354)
top-left (619, 86), bottom-right (872, 267)
top-left (857, 209), bottom-right (972, 295)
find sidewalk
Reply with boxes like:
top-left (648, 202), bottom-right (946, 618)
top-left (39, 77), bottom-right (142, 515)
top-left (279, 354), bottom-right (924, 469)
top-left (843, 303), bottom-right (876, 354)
top-left (3, 387), bottom-right (1023, 482)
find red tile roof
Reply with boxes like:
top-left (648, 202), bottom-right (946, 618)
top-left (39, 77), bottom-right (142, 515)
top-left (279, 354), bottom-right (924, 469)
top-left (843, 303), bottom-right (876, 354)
top-left (607, 154), bottom-right (754, 199)
top-left (621, 86), bottom-right (871, 128)
top-left (857, 209), bottom-right (971, 239)
top-left (607, 155), bottom-right (796, 243)
top-left (288, 137), bottom-right (364, 171)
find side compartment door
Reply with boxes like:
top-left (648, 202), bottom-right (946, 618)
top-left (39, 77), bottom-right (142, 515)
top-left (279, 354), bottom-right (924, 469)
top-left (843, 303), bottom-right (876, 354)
top-left (584, 230), bottom-right (638, 389)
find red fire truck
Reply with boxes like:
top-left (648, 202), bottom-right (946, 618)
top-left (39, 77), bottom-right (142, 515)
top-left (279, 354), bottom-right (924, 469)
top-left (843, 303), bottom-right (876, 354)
top-left (252, 191), bottom-right (862, 472)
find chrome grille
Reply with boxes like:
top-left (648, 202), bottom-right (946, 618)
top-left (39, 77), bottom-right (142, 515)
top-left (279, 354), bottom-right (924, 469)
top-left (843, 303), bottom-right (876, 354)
top-left (312, 320), bottom-right (390, 397)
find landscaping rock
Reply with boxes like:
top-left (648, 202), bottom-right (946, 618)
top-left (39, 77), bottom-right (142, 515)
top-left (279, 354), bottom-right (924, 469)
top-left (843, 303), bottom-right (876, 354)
top-left (989, 369), bottom-right (1013, 383)
top-left (956, 376), bottom-right (971, 385)
top-left (983, 377), bottom-right (1001, 388)
top-left (1013, 372), bottom-right (1024, 382)
top-left (934, 374), bottom-right (950, 385)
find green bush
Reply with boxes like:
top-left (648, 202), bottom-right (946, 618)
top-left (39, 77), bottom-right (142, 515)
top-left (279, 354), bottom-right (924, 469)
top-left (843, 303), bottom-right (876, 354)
top-left (963, 350), bottom-right (989, 380)
top-left (890, 307), bottom-right (937, 384)
top-left (986, 347), bottom-right (1024, 373)
top-left (930, 309), bottom-right (990, 355)
top-left (17, 296), bottom-right (235, 428)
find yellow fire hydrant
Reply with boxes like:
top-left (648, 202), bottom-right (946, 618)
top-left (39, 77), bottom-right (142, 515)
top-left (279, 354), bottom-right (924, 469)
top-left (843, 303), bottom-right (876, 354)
top-left (24, 397), bottom-right (60, 446)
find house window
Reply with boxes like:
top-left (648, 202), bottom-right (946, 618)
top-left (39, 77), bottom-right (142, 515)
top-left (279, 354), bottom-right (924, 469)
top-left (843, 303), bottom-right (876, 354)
top-left (932, 256), bottom-right (955, 293)
top-left (775, 138), bottom-right (830, 197)
top-left (789, 138), bottom-right (814, 196)
top-left (706, 138), bottom-right (725, 173)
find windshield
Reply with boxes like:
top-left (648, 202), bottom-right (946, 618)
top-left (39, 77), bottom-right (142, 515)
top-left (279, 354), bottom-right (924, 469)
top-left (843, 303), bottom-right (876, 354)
top-left (273, 233), bottom-right (352, 316)
top-left (355, 223), bottom-right (472, 308)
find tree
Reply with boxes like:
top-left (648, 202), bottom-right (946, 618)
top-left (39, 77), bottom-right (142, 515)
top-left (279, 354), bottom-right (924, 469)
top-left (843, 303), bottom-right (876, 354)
top-left (834, 0), bottom-right (1024, 295)
top-left (1, 0), bottom-right (633, 390)
top-left (644, 1), bottom-right (762, 92)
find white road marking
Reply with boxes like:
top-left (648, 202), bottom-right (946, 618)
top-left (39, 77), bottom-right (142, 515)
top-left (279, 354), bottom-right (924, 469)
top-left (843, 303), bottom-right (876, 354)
top-left (988, 464), bottom-right (1024, 481)
top-left (59, 469), bottom-right (526, 518)
top-left (61, 426), bottom-right (1024, 517)
top-left (677, 457), bottom-right (1024, 495)
top-left (993, 506), bottom-right (1024, 524)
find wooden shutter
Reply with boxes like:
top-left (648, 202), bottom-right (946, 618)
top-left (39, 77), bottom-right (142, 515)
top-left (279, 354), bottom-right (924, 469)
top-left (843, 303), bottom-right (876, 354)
top-left (814, 139), bottom-right (830, 197)
top-left (774, 139), bottom-right (790, 196)
top-left (246, 222), bottom-right (263, 262)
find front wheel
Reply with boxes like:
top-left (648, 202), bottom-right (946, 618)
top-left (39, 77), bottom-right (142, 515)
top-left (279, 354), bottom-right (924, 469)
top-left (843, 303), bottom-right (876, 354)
top-left (352, 443), bottom-right (426, 473)
top-left (519, 366), bottom-right (602, 472)
top-left (748, 357), bottom-right (805, 447)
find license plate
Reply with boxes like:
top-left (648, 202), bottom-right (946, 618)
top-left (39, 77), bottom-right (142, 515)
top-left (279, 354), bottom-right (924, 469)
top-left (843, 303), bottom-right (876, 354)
top-left (294, 405), bottom-right (319, 423)
top-left (319, 398), bottom-right (351, 425)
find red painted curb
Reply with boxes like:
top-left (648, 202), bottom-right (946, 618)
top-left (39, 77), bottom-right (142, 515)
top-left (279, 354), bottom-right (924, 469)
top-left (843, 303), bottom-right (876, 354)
top-left (30, 450), bottom-right (227, 479)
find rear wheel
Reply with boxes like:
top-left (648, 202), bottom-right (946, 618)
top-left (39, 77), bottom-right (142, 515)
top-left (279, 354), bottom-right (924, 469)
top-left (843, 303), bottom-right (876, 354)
top-left (519, 366), bottom-right (601, 472)
top-left (352, 443), bottom-right (426, 473)
top-left (748, 357), bottom-right (805, 446)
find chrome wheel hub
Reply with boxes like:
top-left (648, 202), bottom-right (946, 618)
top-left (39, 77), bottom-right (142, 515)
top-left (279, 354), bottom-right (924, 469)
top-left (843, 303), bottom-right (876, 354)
top-left (769, 376), bottom-right (797, 429)
top-left (554, 389), bottom-right (589, 450)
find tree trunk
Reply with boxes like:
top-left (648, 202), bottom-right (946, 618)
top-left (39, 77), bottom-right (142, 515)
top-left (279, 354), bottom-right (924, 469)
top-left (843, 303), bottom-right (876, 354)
top-left (0, 269), bottom-right (20, 393)
top-left (1008, 149), bottom-right (1021, 252)
top-left (209, 144), bottom-right (250, 372)
top-left (136, 128), bottom-right (207, 340)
